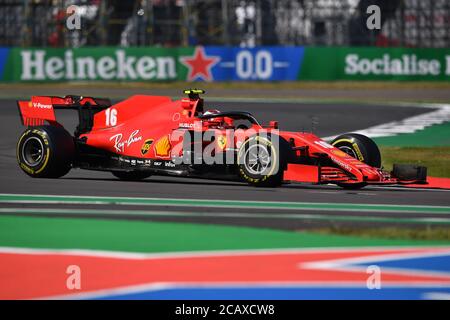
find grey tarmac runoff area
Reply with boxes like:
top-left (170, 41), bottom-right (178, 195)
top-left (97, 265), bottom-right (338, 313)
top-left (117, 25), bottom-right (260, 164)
top-left (0, 97), bottom-right (449, 231)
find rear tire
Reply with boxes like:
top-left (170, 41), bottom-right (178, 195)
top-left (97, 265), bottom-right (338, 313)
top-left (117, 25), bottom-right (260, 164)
top-left (17, 126), bottom-right (74, 178)
top-left (112, 171), bottom-right (152, 181)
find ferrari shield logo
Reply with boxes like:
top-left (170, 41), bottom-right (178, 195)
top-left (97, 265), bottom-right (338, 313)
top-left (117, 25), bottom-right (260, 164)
top-left (217, 135), bottom-right (227, 150)
top-left (141, 139), bottom-right (154, 156)
top-left (154, 135), bottom-right (171, 157)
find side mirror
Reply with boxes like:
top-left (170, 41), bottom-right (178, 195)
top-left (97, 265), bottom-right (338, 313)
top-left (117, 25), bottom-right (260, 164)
top-left (269, 121), bottom-right (278, 129)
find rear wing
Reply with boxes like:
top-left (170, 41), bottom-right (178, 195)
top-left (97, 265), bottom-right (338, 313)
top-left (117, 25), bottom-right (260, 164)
top-left (17, 95), bottom-right (111, 135)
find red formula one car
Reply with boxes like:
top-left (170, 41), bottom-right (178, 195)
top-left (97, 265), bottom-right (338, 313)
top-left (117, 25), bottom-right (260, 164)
top-left (16, 89), bottom-right (427, 189)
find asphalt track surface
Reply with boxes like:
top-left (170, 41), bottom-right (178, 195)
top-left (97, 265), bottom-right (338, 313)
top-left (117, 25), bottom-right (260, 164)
top-left (0, 98), bottom-right (449, 230)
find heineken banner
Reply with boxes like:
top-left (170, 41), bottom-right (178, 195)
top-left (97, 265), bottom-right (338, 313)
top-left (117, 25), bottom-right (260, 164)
top-left (0, 46), bottom-right (448, 82)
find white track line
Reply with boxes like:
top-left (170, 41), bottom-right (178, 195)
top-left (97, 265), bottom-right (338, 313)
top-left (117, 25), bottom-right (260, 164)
top-left (1, 193), bottom-right (449, 209)
top-left (323, 103), bottom-right (450, 140)
top-left (1, 246), bottom-right (448, 263)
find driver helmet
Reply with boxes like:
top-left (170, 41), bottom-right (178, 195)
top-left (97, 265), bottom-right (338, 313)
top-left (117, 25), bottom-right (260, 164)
top-left (203, 109), bottom-right (224, 124)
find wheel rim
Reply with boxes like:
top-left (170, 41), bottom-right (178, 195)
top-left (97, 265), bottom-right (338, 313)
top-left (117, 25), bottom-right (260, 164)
top-left (22, 137), bottom-right (44, 167)
top-left (338, 146), bottom-right (357, 159)
top-left (244, 143), bottom-right (271, 175)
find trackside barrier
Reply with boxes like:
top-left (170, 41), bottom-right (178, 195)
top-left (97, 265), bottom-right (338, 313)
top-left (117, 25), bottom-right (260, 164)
top-left (0, 46), bottom-right (449, 82)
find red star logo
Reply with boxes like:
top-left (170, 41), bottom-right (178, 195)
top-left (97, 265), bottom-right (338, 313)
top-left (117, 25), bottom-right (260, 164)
top-left (180, 46), bottom-right (220, 81)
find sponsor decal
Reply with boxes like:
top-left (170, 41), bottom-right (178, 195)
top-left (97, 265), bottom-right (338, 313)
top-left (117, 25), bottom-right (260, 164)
top-left (0, 47), bottom-right (9, 79)
top-left (7, 47), bottom-right (448, 82)
top-left (153, 161), bottom-right (162, 167)
top-left (345, 54), bottom-right (443, 76)
top-left (314, 140), bottom-right (334, 149)
top-left (211, 46), bottom-right (304, 81)
top-left (12, 46), bottom-right (304, 82)
top-left (179, 46), bottom-right (220, 82)
top-left (179, 123), bottom-right (195, 129)
top-left (217, 135), bottom-right (227, 150)
top-left (172, 113), bottom-right (181, 121)
top-left (109, 130), bottom-right (142, 153)
top-left (332, 149), bottom-right (348, 158)
top-left (299, 47), bottom-right (449, 81)
top-left (179, 121), bottom-right (202, 130)
top-left (20, 163), bottom-right (34, 174)
top-left (29, 102), bottom-right (52, 109)
top-left (352, 143), bottom-right (365, 162)
top-left (164, 161), bottom-right (176, 168)
top-left (33, 102), bottom-right (51, 109)
top-left (332, 157), bottom-right (353, 172)
top-left (140, 139), bottom-right (154, 156)
top-left (115, 156), bottom-right (152, 167)
top-left (154, 135), bottom-right (172, 157)
top-left (20, 49), bottom-right (177, 81)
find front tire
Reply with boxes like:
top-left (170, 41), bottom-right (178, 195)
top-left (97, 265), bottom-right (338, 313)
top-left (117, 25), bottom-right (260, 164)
top-left (331, 133), bottom-right (381, 168)
top-left (237, 134), bottom-right (290, 187)
top-left (17, 126), bottom-right (75, 178)
top-left (331, 133), bottom-right (381, 190)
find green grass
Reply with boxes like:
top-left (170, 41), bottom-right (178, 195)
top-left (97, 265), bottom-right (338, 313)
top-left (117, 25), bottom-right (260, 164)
top-left (309, 226), bottom-right (450, 241)
top-left (380, 146), bottom-right (450, 178)
top-left (1, 81), bottom-right (449, 90)
top-left (375, 122), bottom-right (450, 147)
top-left (3, 215), bottom-right (448, 253)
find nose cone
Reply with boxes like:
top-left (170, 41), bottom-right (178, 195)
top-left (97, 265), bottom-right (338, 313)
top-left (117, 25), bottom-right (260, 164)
top-left (361, 167), bottom-right (382, 181)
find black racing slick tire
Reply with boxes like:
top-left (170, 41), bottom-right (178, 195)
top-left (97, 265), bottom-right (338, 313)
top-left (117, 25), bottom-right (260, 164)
top-left (331, 133), bottom-right (381, 190)
top-left (17, 126), bottom-right (75, 178)
top-left (331, 133), bottom-right (381, 168)
top-left (112, 171), bottom-right (152, 181)
top-left (392, 164), bottom-right (427, 182)
top-left (237, 134), bottom-right (291, 187)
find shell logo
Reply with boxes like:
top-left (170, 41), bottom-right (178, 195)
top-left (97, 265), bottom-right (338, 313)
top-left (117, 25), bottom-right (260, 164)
top-left (154, 135), bottom-right (172, 157)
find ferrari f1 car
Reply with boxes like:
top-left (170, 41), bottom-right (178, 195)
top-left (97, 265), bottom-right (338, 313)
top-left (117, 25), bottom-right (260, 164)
top-left (16, 89), bottom-right (427, 189)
